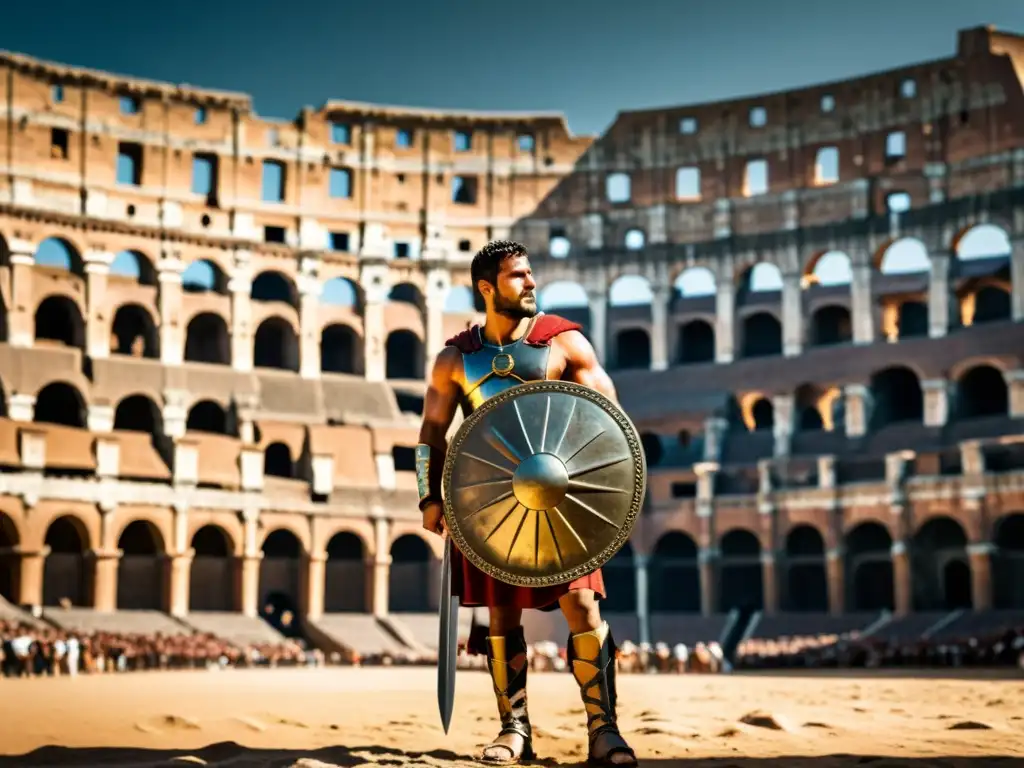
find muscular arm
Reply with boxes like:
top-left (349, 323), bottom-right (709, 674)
top-left (559, 330), bottom-right (619, 402)
top-left (416, 346), bottom-right (462, 510)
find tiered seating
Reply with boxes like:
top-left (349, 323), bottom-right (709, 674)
top-left (748, 612), bottom-right (881, 639)
top-left (41, 607), bottom-right (192, 635)
top-left (929, 610), bottom-right (1024, 641)
top-left (0, 595), bottom-right (44, 628)
top-left (382, 611), bottom-right (477, 651)
top-left (649, 614), bottom-right (730, 645)
top-left (870, 611), bottom-right (951, 641)
top-left (182, 612), bottom-right (290, 646)
top-left (308, 614), bottom-right (410, 656)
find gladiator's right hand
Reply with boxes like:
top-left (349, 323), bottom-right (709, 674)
top-left (422, 501), bottom-right (446, 537)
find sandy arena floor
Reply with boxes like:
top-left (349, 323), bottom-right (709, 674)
top-left (0, 666), bottom-right (1022, 767)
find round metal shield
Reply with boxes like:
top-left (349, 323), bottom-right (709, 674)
top-left (442, 380), bottom-right (646, 587)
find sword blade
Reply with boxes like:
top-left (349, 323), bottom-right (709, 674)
top-left (437, 537), bottom-right (459, 733)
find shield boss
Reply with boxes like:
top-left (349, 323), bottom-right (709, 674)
top-left (443, 380), bottom-right (646, 587)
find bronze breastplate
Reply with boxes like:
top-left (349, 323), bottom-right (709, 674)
top-left (457, 322), bottom-right (552, 416)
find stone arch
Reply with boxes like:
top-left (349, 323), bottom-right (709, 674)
top-left (386, 330), bottom-right (424, 380)
top-left (737, 262), bottom-right (783, 294)
top-left (718, 528), bottom-right (763, 612)
top-left (321, 323), bottom-right (362, 375)
top-left (601, 540), bottom-right (636, 613)
top-left (649, 531), bottom-right (700, 613)
top-left (324, 531), bottom-right (367, 613)
top-left (110, 303), bottom-right (159, 358)
top-left (738, 393), bottom-right (773, 432)
top-left (184, 312), bottom-right (230, 364)
top-left (674, 266), bottom-right (717, 299)
top-left (35, 295), bottom-right (86, 350)
top-left (321, 277), bottom-right (363, 311)
top-left (190, 524), bottom-right (235, 611)
top-left (35, 237), bottom-right (84, 274)
top-left (117, 519), bottom-right (166, 610)
top-left (784, 524), bottom-right (828, 612)
top-left (0, 512), bottom-right (19, 602)
top-left (253, 316), bottom-right (299, 371)
top-left (952, 223), bottom-right (1011, 261)
top-left (870, 366), bottom-right (923, 428)
top-left (808, 305), bottom-right (852, 346)
top-left (42, 515), bottom-right (90, 607)
top-left (181, 259), bottom-right (229, 294)
top-left (966, 285), bottom-right (1012, 325)
top-left (608, 275), bottom-right (652, 307)
top-left (876, 237), bottom-right (931, 274)
top-left (676, 319), bottom-right (715, 364)
top-left (538, 280), bottom-right (590, 335)
top-left (993, 513), bottom-right (1024, 609)
top-left (114, 394), bottom-right (163, 434)
top-left (389, 534), bottom-right (431, 612)
top-left (844, 521), bottom-right (893, 611)
top-left (264, 442), bottom-right (293, 478)
top-left (186, 400), bottom-right (228, 435)
top-left (740, 312), bottom-right (782, 358)
top-left (804, 250), bottom-right (852, 287)
top-left (793, 383), bottom-right (828, 432)
top-left (615, 328), bottom-right (651, 369)
top-left (110, 249), bottom-right (157, 285)
top-left (34, 381), bottom-right (87, 427)
top-left (260, 528), bottom-right (303, 631)
top-left (894, 300), bottom-right (929, 339)
top-left (389, 282), bottom-right (424, 308)
top-left (956, 364), bottom-right (1008, 419)
top-left (911, 516), bottom-right (970, 610)
top-left (251, 270), bottom-right (300, 309)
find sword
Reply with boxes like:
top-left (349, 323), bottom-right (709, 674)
top-left (437, 536), bottom-right (459, 734)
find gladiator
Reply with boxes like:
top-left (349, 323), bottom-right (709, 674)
top-left (416, 240), bottom-right (638, 766)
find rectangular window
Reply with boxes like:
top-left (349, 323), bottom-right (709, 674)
top-left (395, 129), bottom-right (413, 148)
top-left (52, 84), bottom-right (64, 103)
top-left (679, 117), bottom-right (698, 135)
top-left (814, 147), bottom-right (839, 184)
top-left (451, 175), bottom-right (478, 205)
top-left (330, 122), bottom-right (351, 144)
top-left (886, 131), bottom-right (906, 160)
top-left (192, 154), bottom-right (216, 197)
top-left (394, 242), bottom-right (410, 259)
top-left (675, 166), bottom-right (701, 199)
top-left (50, 128), bottom-right (69, 160)
top-left (116, 143), bottom-right (142, 185)
top-left (195, 107), bottom-right (207, 125)
top-left (454, 131), bottom-right (472, 152)
top-left (264, 226), bottom-right (286, 244)
top-left (517, 134), bottom-right (535, 152)
top-left (119, 95), bottom-right (139, 115)
top-left (743, 159), bottom-right (768, 196)
top-left (261, 160), bottom-right (285, 202)
top-left (329, 167), bottom-right (352, 199)
top-left (328, 231), bottom-right (350, 251)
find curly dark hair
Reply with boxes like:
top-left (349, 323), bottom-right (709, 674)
top-left (470, 240), bottom-right (529, 302)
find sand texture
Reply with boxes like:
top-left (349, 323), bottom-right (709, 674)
top-left (0, 667), bottom-right (1022, 767)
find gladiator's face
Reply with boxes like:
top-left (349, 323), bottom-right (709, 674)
top-left (488, 254), bottom-right (538, 319)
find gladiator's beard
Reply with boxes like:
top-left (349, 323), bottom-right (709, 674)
top-left (494, 291), bottom-right (538, 320)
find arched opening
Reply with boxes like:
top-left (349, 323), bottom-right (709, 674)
top-left (34, 382), bottom-right (86, 427)
top-left (116, 520), bottom-right (165, 610)
top-left (110, 250), bottom-right (157, 285)
top-left (740, 312), bottom-right (782, 358)
top-left (324, 532), bottom-right (366, 613)
top-left (251, 271), bottom-right (299, 308)
top-left (640, 433), bottom-right (663, 467)
top-left (34, 237), bottom-right (83, 273)
top-left (389, 283), bottom-right (422, 307)
top-left (184, 312), bottom-right (230, 365)
top-left (911, 517), bottom-right (970, 611)
top-left (718, 529), bottom-right (763, 612)
top-left (181, 259), bottom-right (228, 294)
top-left (321, 277), bottom-right (361, 311)
top-left (615, 328), bottom-right (651, 369)
top-left (114, 394), bottom-right (162, 434)
top-left (845, 522), bottom-right (894, 611)
top-left (321, 324), bottom-right (361, 374)
top-left (956, 365), bottom-right (1008, 419)
top-left (676, 320), bottom-right (714, 364)
top-left (794, 384), bottom-right (828, 432)
top-left (110, 304), bottom-right (158, 358)
top-left (389, 534), bottom-right (431, 612)
top-left (972, 286), bottom-right (1011, 324)
top-left (897, 301), bottom-right (928, 339)
top-left (264, 442), bottom-right (293, 478)
top-left (189, 525), bottom-right (234, 611)
top-left (808, 305), bottom-right (852, 346)
top-left (43, 516), bottom-right (89, 606)
top-left (784, 525), bottom-right (828, 612)
top-left (386, 330), bottom-right (423, 380)
top-left (649, 532), bottom-right (700, 612)
top-left (186, 400), bottom-right (228, 434)
top-left (601, 541), bottom-right (636, 612)
top-left (253, 317), bottom-right (299, 371)
top-left (259, 529), bottom-right (302, 635)
top-left (751, 398), bottom-right (774, 431)
top-left (34, 296), bottom-right (85, 349)
top-left (993, 513), bottom-right (1024, 609)
top-left (0, 513), bottom-right (18, 602)
top-left (870, 366), bottom-right (923, 428)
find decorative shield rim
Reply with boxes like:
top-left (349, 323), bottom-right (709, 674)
top-left (442, 379), bottom-right (647, 588)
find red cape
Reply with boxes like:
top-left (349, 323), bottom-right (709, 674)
top-left (445, 314), bottom-right (582, 353)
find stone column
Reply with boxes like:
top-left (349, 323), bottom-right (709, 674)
top-left (158, 255), bottom-right (185, 365)
top-left (702, 417), bottom-right (729, 462)
top-left (714, 279), bottom-right (735, 363)
top-left (1003, 370), bottom-right (1024, 418)
top-left (967, 542), bottom-right (993, 611)
top-left (90, 549), bottom-right (121, 612)
top-left (84, 250), bottom-right (114, 359)
top-left (771, 393), bottom-right (795, 458)
top-left (634, 553), bottom-right (650, 645)
top-left (16, 548), bottom-right (48, 608)
top-left (698, 548), bottom-right (717, 617)
top-left (928, 251), bottom-right (953, 338)
top-left (229, 269), bottom-right (253, 372)
top-left (922, 379), bottom-right (952, 427)
top-left (781, 271), bottom-right (803, 357)
top-left (891, 541), bottom-right (911, 616)
top-left (424, 269), bottom-right (450, 370)
top-left (1011, 237), bottom-right (1023, 322)
top-left (761, 551), bottom-right (778, 616)
top-left (298, 263), bottom-right (322, 380)
top-left (826, 547), bottom-right (844, 616)
top-left (843, 384), bottom-right (873, 437)
top-left (303, 552), bottom-right (327, 620)
top-left (587, 289), bottom-right (608, 365)
top-left (361, 265), bottom-right (389, 382)
top-left (850, 262), bottom-right (874, 344)
top-left (7, 241), bottom-right (36, 347)
top-left (369, 516), bottom-right (391, 616)
top-left (167, 550), bottom-right (193, 617)
top-left (649, 286), bottom-right (669, 371)
top-left (238, 554), bottom-right (262, 617)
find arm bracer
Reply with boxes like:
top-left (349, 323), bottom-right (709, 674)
top-left (415, 443), bottom-right (445, 511)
